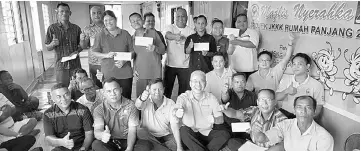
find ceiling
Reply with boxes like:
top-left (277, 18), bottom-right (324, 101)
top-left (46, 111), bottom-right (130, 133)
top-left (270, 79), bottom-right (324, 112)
top-left (69, 1), bottom-right (145, 5)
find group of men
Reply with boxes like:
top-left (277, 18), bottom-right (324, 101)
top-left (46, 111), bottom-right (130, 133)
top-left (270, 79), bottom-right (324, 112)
top-left (0, 2), bottom-right (335, 151)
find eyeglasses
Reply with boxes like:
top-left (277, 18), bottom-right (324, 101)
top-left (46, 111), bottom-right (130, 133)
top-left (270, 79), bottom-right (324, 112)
top-left (258, 98), bottom-right (273, 103)
top-left (82, 87), bottom-right (96, 93)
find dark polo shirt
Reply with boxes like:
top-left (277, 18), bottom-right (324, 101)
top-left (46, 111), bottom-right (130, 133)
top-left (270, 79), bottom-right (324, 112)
top-left (43, 101), bottom-right (93, 149)
top-left (224, 89), bottom-right (257, 125)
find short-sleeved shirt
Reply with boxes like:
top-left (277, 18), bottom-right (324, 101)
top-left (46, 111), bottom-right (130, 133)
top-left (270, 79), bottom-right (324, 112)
top-left (45, 22), bottom-right (82, 70)
top-left (229, 28), bottom-right (259, 72)
top-left (276, 75), bottom-right (325, 114)
top-left (246, 63), bottom-right (286, 92)
top-left (76, 90), bottom-right (105, 113)
top-left (165, 24), bottom-right (195, 68)
top-left (205, 68), bottom-right (235, 102)
top-left (92, 28), bottom-right (134, 79)
top-left (133, 29), bottom-right (166, 79)
top-left (43, 101), bottom-right (93, 149)
top-left (93, 97), bottom-right (140, 139)
top-left (184, 33), bottom-right (217, 73)
top-left (176, 91), bottom-right (222, 136)
top-left (82, 23), bottom-right (105, 65)
top-left (136, 96), bottom-right (177, 137)
top-left (224, 89), bottom-right (257, 125)
top-left (0, 84), bottom-right (26, 108)
top-left (239, 106), bottom-right (287, 148)
top-left (265, 119), bottom-right (334, 151)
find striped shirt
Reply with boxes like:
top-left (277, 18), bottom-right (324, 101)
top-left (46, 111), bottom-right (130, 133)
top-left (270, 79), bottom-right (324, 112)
top-left (45, 22), bottom-right (82, 70)
top-left (82, 23), bottom-right (105, 65)
top-left (241, 106), bottom-right (287, 148)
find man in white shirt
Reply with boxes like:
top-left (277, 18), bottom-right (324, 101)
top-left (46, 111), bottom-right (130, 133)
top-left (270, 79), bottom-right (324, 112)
top-left (163, 8), bottom-right (195, 99)
top-left (228, 14), bottom-right (259, 79)
top-left (253, 95), bottom-right (334, 151)
top-left (76, 77), bottom-right (104, 113)
top-left (135, 79), bottom-right (182, 151)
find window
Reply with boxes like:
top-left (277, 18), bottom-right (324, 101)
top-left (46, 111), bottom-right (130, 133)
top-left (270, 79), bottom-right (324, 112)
top-left (30, 1), bottom-right (43, 51)
top-left (42, 4), bottom-right (50, 31)
top-left (1, 1), bottom-right (24, 46)
top-left (104, 5), bottom-right (122, 28)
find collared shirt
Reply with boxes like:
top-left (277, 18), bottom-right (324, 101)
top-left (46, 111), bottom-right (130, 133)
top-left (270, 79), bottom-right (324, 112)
top-left (239, 106), bottom-right (287, 148)
top-left (92, 27), bottom-right (134, 79)
top-left (176, 90), bottom-right (222, 136)
top-left (229, 28), bottom-right (259, 72)
top-left (215, 36), bottom-right (229, 54)
top-left (43, 101), bottom-right (93, 149)
top-left (0, 84), bottom-right (26, 108)
top-left (165, 24), bottom-right (195, 68)
top-left (136, 96), bottom-right (177, 137)
top-left (276, 74), bottom-right (325, 114)
top-left (133, 29), bottom-right (166, 79)
top-left (185, 33), bottom-right (217, 73)
top-left (82, 23), bottom-right (105, 65)
top-left (76, 90), bottom-right (105, 113)
top-left (45, 22), bottom-right (82, 70)
top-left (224, 89), bottom-right (257, 125)
top-left (246, 63), bottom-right (286, 92)
top-left (265, 119), bottom-right (334, 151)
top-left (205, 68), bottom-right (235, 102)
top-left (93, 97), bottom-right (139, 139)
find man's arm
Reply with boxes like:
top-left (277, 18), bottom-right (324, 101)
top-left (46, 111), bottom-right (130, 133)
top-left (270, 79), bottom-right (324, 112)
top-left (0, 105), bottom-right (16, 123)
top-left (44, 26), bottom-right (58, 51)
top-left (134, 97), bottom-right (146, 110)
top-left (212, 97), bottom-right (224, 124)
top-left (165, 31), bottom-right (180, 40)
top-left (153, 31), bottom-right (166, 55)
top-left (126, 125), bottom-right (137, 151)
top-left (81, 130), bottom-right (94, 151)
top-left (229, 40), bottom-right (256, 48)
top-left (220, 89), bottom-right (230, 103)
top-left (184, 37), bottom-right (193, 54)
top-left (45, 135), bottom-right (65, 147)
top-left (93, 106), bottom-right (105, 140)
top-left (169, 110), bottom-right (183, 150)
top-left (81, 107), bottom-right (94, 150)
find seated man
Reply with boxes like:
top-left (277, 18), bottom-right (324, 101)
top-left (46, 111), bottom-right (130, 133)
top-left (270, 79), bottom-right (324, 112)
top-left (69, 68), bottom-right (89, 101)
top-left (0, 125), bottom-right (36, 151)
top-left (92, 77), bottom-right (152, 151)
top-left (174, 70), bottom-right (230, 151)
top-left (0, 70), bottom-right (42, 121)
top-left (135, 78), bottom-right (182, 151)
top-left (77, 77), bottom-right (105, 113)
top-left (219, 89), bottom-right (287, 150)
top-left (205, 52), bottom-right (235, 103)
top-left (44, 83), bottom-right (94, 151)
top-left (253, 96), bottom-right (334, 151)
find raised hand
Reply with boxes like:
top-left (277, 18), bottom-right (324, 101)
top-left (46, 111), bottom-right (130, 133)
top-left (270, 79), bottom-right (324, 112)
top-left (218, 102), bottom-right (230, 112)
top-left (286, 84), bottom-right (297, 95)
top-left (187, 39), bottom-right (194, 49)
top-left (52, 34), bottom-right (60, 47)
top-left (96, 70), bottom-right (103, 82)
top-left (62, 132), bottom-right (74, 150)
top-left (174, 104), bottom-right (184, 118)
top-left (101, 125), bottom-right (111, 143)
top-left (140, 86), bottom-right (150, 101)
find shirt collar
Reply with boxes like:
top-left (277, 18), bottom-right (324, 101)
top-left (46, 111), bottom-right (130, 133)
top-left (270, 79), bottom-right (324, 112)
top-left (89, 23), bottom-right (105, 28)
top-left (149, 96), bottom-right (168, 109)
top-left (56, 21), bottom-right (73, 28)
top-left (104, 27), bottom-right (122, 36)
top-left (293, 119), bottom-right (316, 136)
top-left (292, 74), bottom-right (310, 88)
top-left (186, 90), bottom-right (207, 102)
top-left (104, 96), bottom-right (128, 111)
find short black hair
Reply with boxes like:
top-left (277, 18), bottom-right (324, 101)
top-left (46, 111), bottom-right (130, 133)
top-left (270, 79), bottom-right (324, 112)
top-left (197, 15), bottom-right (207, 23)
top-left (73, 68), bottom-right (88, 78)
top-left (104, 10), bottom-right (117, 20)
top-left (211, 18), bottom-right (223, 26)
top-left (294, 95), bottom-right (317, 111)
top-left (144, 12), bottom-right (155, 20)
top-left (292, 53), bottom-right (312, 65)
top-left (147, 78), bottom-right (163, 87)
top-left (0, 70), bottom-right (9, 78)
top-left (57, 3), bottom-right (70, 9)
top-left (258, 89), bottom-right (276, 100)
top-left (212, 52), bottom-right (229, 67)
top-left (257, 51), bottom-right (273, 60)
top-left (193, 16), bottom-right (198, 20)
top-left (51, 83), bottom-right (68, 92)
top-left (232, 72), bottom-right (246, 81)
top-left (235, 13), bottom-right (247, 20)
top-left (129, 12), bottom-right (142, 20)
top-left (102, 77), bottom-right (121, 88)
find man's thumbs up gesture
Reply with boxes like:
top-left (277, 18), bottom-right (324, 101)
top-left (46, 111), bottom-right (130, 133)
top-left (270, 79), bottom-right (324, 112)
top-left (62, 132), bottom-right (74, 149)
top-left (51, 34), bottom-right (60, 47)
top-left (101, 125), bottom-right (111, 143)
top-left (174, 104), bottom-right (184, 118)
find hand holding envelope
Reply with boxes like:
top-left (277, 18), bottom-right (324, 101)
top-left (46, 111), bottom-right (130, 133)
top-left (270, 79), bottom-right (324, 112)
top-left (135, 36), bottom-right (154, 47)
top-left (224, 28), bottom-right (240, 37)
top-left (231, 122), bottom-right (251, 133)
top-left (194, 43), bottom-right (209, 51)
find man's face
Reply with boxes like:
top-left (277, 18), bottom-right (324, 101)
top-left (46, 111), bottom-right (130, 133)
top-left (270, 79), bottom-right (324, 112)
top-left (235, 16), bottom-right (248, 31)
top-left (258, 54), bottom-right (272, 69)
top-left (103, 81), bottom-right (122, 103)
top-left (130, 15), bottom-right (144, 30)
top-left (90, 7), bottom-right (103, 23)
top-left (149, 82), bottom-right (164, 101)
top-left (292, 57), bottom-right (310, 76)
top-left (176, 9), bottom-right (187, 27)
top-left (104, 15), bottom-right (117, 31)
top-left (57, 5), bottom-right (71, 22)
top-left (75, 73), bottom-right (87, 83)
top-left (257, 91), bottom-right (276, 114)
top-left (80, 81), bottom-right (97, 102)
top-left (294, 98), bottom-right (315, 121)
top-left (52, 88), bottom-right (72, 109)
top-left (195, 17), bottom-right (207, 32)
top-left (144, 16), bottom-right (155, 29)
top-left (232, 75), bottom-right (246, 93)
top-left (190, 73), bottom-right (206, 94)
top-left (212, 22), bottom-right (223, 36)
top-left (0, 72), bottom-right (13, 86)
top-left (212, 55), bottom-right (225, 70)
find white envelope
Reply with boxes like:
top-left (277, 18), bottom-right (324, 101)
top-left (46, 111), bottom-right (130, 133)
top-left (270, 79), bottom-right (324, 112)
top-left (194, 43), bottom-right (209, 51)
top-left (238, 141), bottom-right (267, 151)
top-left (135, 37), bottom-right (153, 47)
top-left (114, 52), bottom-right (132, 61)
top-left (231, 122), bottom-right (251, 132)
top-left (224, 28), bottom-right (240, 36)
top-left (61, 53), bottom-right (78, 62)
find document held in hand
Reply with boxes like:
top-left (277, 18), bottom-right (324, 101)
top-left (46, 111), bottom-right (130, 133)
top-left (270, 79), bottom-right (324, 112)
top-left (114, 52), bottom-right (132, 61)
top-left (238, 141), bottom-right (267, 151)
top-left (61, 53), bottom-right (78, 62)
top-left (231, 122), bottom-right (251, 132)
top-left (224, 28), bottom-right (240, 36)
top-left (135, 36), bottom-right (153, 47)
top-left (194, 43), bottom-right (209, 51)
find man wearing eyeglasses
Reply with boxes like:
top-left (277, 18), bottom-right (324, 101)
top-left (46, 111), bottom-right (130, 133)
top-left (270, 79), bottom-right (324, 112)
top-left (76, 77), bottom-right (105, 113)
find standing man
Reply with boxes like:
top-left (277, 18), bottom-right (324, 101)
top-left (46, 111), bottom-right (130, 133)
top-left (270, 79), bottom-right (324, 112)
top-left (164, 8), bottom-right (195, 98)
top-left (80, 6), bottom-right (105, 88)
top-left (228, 14), bottom-right (259, 79)
top-left (45, 3), bottom-right (83, 86)
top-left (144, 12), bottom-right (166, 48)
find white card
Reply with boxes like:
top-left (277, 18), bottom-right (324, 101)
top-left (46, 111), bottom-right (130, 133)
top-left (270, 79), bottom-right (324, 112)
top-left (194, 43), bottom-right (209, 51)
top-left (61, 53), bottom-right (78, 62)
top-left (224, 28), bottom-right (240, 36)
top-left (135, 37), bottom-right (153, 47)
top-left (114, 52), bottom-right (132, 61)
top-left (238, 141), bottom-right (267, 151)
top-left (231, 122), bottom-right (251, 132)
